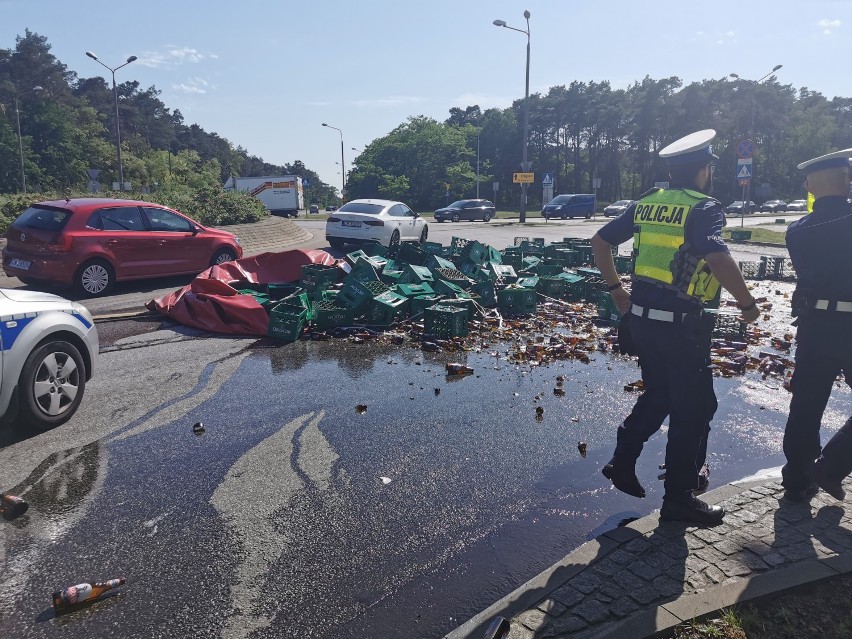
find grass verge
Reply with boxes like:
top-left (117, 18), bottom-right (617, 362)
top-left (672, 572), bottom-right (852, 638)
top-left (722, 225), bottom-right (787, 245)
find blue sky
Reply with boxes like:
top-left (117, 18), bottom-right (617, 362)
top-left (3, 0), bottom-right (850, 190)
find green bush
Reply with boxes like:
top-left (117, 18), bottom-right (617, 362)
top-left (0, 186), bottom-right (268, 234)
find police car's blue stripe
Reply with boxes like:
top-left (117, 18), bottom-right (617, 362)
top-left (1, 316), bottom-right (36, 352)
top-left (1, 309), bottom-right (92, 351)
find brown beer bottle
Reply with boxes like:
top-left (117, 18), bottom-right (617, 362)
top-left (52, 578), bottom-right (125, 614)
top-left (0, 493), bottom-right (29, 520)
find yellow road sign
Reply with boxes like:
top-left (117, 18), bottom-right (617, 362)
top-left (513, 172), bottom-right (534, 184)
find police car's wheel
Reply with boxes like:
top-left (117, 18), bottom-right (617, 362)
top-left (18, 340), bottom-right (86, 432)
top-left (76, 259), bottom-right (114, 297)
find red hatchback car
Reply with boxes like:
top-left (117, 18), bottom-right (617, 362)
top-left (2, 198), bottom-right (243, 296)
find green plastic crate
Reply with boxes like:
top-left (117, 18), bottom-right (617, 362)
top-left (411, 294), bottom-right (444, 317)
top-left (471, 281), bottom-right (496, 307)
top-left (421, 241), bottom-right (444, 255)
top-left (460, 240), bottom-right (489, 265)
top-left (614, 255), bottom-right (635, 274)
top-left (312, 301), bottom-right (355, 330)
top-left (435, 267), bottom-right (469, 287)
top-left (345, 250), bottom-right (369, 268)
top-left (361, 242), bottom-right (388, 257)
top-left (450, 236), bottom-right (470, 255)
top-left (365, 291), bottom-right (410, 326)
top-left (520, 256), bottom-right (542, 272)
top-left (516, 276), bottom-right (540, 289)
top-left (268, 306), bottom-right (307, 341)
top-left (425, 254), bottom-right (456, 271)
top-left (497, 287), bottom-right (537, 314)
top-left (300, 264), bottom-right (339, 288)
top-left (491, 264), bottom-right (517, 282)
top-left (596, 295), bottom-right (622, 325)
top-left (267, 283), bottom-right (304, 301)
top-left (433, 278), bottom-right (466, 297)
top-left (394, 282), bottom-right (436, 298)
top-left (337, 279), bottom-right (389, 313)
top-left (396, 241), bottom-right (427, 266)
top-left (345, 260), bottom-right (380, 285)
top-left (556, 272), bottom-right (586, 300)
top-left (399, 264), bottom-right (435, 284)
top-left (424, 304), bottom-right (469, 338)
top-left (439, 297), bottom-right (479, 321)
top-left (321, 289), bottom-right (341, 302)
top-left (537, 276), bottom-right (568, 298)
top-left (274, 293), bottom-right (313, 321)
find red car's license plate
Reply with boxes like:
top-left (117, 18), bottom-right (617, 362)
top-left (9, 258), bottom-right (31, 270)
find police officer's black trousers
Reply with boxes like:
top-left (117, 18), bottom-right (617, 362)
top-left (782, 315), bottom-right (852, 489)
top-left (613, 314), bottom-right (717, 497)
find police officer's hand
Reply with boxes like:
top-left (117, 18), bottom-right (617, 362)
top-left (611, 286), bottom-right (632, 315)
top-left (738, 298), bottom-right (761, 324)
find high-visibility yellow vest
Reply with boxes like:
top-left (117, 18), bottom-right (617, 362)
top-left (632, 188), bottom-right (721, 304)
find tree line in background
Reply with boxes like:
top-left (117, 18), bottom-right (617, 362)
top-left (347, 77), bottom-right (852, 212)
top-left (0, 30), bottom-right (338, 205)
top-left (3, 31), bottom-right (852, 215)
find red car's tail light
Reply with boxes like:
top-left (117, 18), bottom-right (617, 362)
top-left (39, 233), bottom-right (73, 253)
top-left (327, 216), bottom-right (341, 223)
top-left (362, 220), bottom-right (384, 227)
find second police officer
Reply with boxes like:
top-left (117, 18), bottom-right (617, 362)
top-left (591, 129), bottom-right (761, 525)
top-left (781, 149), bottom-right (852, 501)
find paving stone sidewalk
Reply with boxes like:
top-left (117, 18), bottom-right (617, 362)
top-left (448, 475), bottom-right (852, 639)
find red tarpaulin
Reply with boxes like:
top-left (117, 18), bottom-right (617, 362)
top-left (147, 249), bottom-right (339, 336)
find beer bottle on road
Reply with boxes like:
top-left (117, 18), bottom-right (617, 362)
top-left (52, 578), bottom-right (126, 614)
top-left (0, 493), bottom-right (29, 520)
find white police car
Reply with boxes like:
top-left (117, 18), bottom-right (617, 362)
top-left (0, 288), bottom-right (98, 432)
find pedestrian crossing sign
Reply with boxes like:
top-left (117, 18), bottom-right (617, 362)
top-left (736, 158), bottom-right (752, 181)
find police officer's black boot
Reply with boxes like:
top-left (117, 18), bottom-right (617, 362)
top-left (660, 493), bottom-right (724, 526)
top-left (602, 456), bottom-right (645, 498)
top-left (813, 416), bottom-right (852, 501)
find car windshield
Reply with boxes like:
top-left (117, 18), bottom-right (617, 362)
top-left (338, 202), bottom-right (385, 215)
top-left (731, 201), bottom-right (743, 206)
top-left (612, 200), bottom-right (632, 206)
top-left (550, 195), bottom-right (571, 204)
top-left (13, 205), bottom-right (72, 231)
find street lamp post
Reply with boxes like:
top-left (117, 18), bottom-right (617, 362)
top-left (86, 51), bottom-right (137, 191)
top-left (322, 123), bottom-right (345, 198)
top-left (476, 128), bottom-right (481, 198)
top-left (493, 10), bottom-right (531, 222)
top-left (12, 85), bottom-right (43, 194)
top-left (728, 64), bottom-right (782, 224)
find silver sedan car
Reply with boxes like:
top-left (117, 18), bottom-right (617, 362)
top-left (0, 288), bottom-right (98, 432)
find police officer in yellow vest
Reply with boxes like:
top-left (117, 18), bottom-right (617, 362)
top-left (591, 129), bottom-right (760, 525)
top-left (781, 149), bottom-right (852, 501)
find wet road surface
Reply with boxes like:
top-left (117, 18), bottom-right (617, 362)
top-left (1, 281), bottom-right (850, 638)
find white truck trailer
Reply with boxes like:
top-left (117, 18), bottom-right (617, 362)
top-left (223, 175), bottom-right (304, 218)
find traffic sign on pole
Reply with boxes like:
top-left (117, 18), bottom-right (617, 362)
top-left (737, 139), bottom-right (755, 159)
top-left (736, 158), bottom-right (753, 181)
top-left (513, 172), bottom-right (534, 184)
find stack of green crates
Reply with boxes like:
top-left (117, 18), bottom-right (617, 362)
top-left (300, 264), bottom-right (339, 300)
top-left (557, 272), bottom-right (586, 300)
top-left (312, 301), bottom-right (354, 330)
top-left (497, 287), bottom-right (537, 314)
top-left (365, 290), bottom-right (410, 326)
top-left (424, 304), bottom-right (469, 338)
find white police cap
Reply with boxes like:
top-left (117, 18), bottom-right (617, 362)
top-left (797, 148), bottom-right (852, 172)
top-left (659, 129), bottom-right (718, 166)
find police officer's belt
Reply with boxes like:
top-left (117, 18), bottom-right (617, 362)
top-left (630, 304), bottom-right (698, 323)
top-left (814, 299), bottom-right (852, 312)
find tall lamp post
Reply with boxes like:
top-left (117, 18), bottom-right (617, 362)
top-left (728, 64), bottom-right (782, 222)
top-left (12, 85), bottom-right (43, 194)
top-left (493, 10), bottom-right (531, 222)
top-left (86, 51), bottom-right (137, 191)
top-left (322, 123), bottom-right (345, 198)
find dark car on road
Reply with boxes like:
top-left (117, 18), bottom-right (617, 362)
top-left (726, 200), bottom-right (756, 215)
top-left (2, 198), bottom-right (242, 297)
top-left (761, 200), bottom-right (787, 213)
top-left (542, 194), bottom-right (596, 220)
top-left (433, 199), bottom-right (495, 222)
top-left (603, 199), bottom-right (634, 217)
